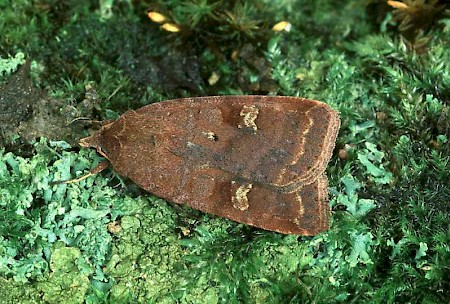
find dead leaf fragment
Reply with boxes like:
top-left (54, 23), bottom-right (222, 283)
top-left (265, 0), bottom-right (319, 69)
top-left (208, 72), bottom-right (220, 86)
top-left (161, 23), bottom-right (181, 32)
top-left (148, 11), bottom-right (167, 23)
top-left (272, 21), bottom-right (292, 32)
top-left (387, 1), bottom-right (409, 10)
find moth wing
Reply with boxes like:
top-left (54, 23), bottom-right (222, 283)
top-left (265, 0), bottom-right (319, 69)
top-left (141, 96), bottom-right (340, 191)
top-left (167, 167), bottom-right (330, 235)
top-left (94, 96), bottom-right (335, 234)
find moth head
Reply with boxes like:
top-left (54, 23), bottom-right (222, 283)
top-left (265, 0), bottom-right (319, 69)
top-left (79, 119), bottom-right (123, 162)
top-left (79, 131), bottom-right (98, 147)
top-left (79, 131), bottom-right (109, 158)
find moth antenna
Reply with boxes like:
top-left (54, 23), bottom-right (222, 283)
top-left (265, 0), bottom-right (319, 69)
top-left (67, 117), bottom-right (95, 125)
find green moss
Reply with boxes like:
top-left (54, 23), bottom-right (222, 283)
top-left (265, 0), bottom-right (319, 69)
top-left (0, 277), bottom-right (41, 304)
top-left (105, 200), bottom-right (184, 302)
top-left (1, 0), bottom-right (449, 303)
top-left (0, 52), bottom-right (25, 80)
top-left (0, 138), bottom-right (145, 302)
top-left (37, 244), bottom-right (91, 304)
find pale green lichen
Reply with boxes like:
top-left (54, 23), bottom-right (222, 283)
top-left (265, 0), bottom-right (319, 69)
top-left (1, 0), bottom-right (449, 303)
top-left (38, 244), bottom-right (91, 303)
top-left (106, 201), bottom-right (184, 302)
top-left (0, 52), bottom-right (25, 80)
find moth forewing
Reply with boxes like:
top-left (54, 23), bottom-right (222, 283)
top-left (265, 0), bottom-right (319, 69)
top-left (80, 96), bottom-right (340, 235)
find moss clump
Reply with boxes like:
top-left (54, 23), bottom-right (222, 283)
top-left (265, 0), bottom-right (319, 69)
top-left (105, 201), bottom-right (185, 302)
top-left (1, 0), bottom-right (449, 303)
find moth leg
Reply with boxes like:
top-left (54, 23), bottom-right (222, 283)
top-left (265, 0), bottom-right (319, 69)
top-left (54, 160), bottom-right (109, 185)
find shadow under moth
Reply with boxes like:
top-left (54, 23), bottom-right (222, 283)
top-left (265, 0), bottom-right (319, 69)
top-left (78, 95), bottom-right (340, 235)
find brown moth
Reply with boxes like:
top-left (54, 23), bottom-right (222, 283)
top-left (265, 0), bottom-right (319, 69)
top-left (80, 96), bottom-right (340, 235)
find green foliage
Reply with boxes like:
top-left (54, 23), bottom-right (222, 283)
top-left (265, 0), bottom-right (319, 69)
top-left (265, 3), bottom-right (449, 301)
top-left (152, 0), bottom-right (270, 42)
top-left (176, 0), bottom-right (222, 27)
top-left (0, 139), bottom-right (145, 301)
top-left (0, 277), bottom-right (41, 303)
top-left (0, 52), bottom-right (25, 80)
top-left (386, 0), bottom-right (449, 40)
top-left (357, 142), bottom-right (393, 184)
top-left (176, 223), bottom-right (268, 303)
top-left (104, 200), bottom-right (184, 302)
top-left (38, 244), bottom-right (91, 303)
top-left (336, 175), bottom-right (376, 217)
top-left (1, 0), bottom-right (449, 303)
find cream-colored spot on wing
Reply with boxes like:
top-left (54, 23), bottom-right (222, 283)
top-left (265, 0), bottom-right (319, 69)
top-left (231, 182), bottom-right (253, 211)
top-left (294, 189), bottom-right (305, 226)
top-left (296, 192), bottom-right (305, 217)
top-left (202, 131), bottom-right (217, 141)
top-left (289, 107), bottom-right (314, 165)
top-left (238, 105), bottom-right (259, 132)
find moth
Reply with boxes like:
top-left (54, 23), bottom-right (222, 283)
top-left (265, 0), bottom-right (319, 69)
top-left (79, 96), bottom-right (340, 235)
